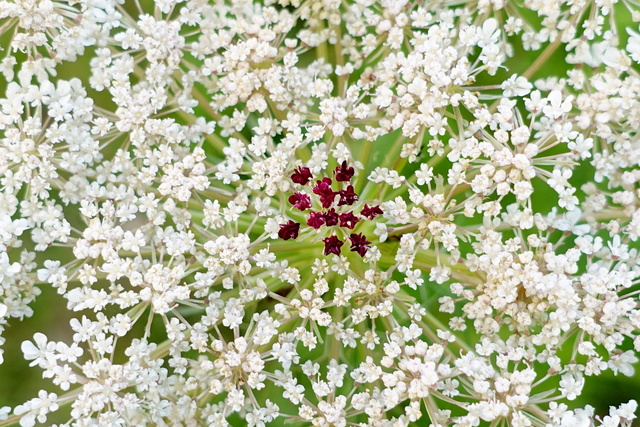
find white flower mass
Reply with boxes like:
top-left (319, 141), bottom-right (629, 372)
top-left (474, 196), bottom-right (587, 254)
top-left (0, 0), bottom-right (639, 426)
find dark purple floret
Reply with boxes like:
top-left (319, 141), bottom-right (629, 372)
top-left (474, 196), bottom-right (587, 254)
top-left (338, 185), bottom-right (358, 206)
top-left (334, 161), bottom-right (355, 182)
top-left (307, 211), bottom-right (325, 229)
top-left (313, 177), bottom-right (337, 208)
top-left (361, 204), bottom-right (383, 219)
top-left (291, 166), bottom-right (313, 185)
top-left (288, 192), bottom-right (311, 210)
top-left (323, 208), bottom-right (339, 226)
top-left (322, 235), bottom-right (344, 256)
top-left (278, 220), bottom-right (300, 240)
top-left (339, 212), bottom-right (359, 229)
top-left (349, 233), bottom-right (371, 257)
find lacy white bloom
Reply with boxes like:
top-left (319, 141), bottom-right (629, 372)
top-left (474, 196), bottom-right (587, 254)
top-left (0, 0), bottom-right (638, 426)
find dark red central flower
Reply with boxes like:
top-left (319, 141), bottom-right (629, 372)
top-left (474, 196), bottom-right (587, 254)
top-left (313, 177), bottom-right (337, 208)
top-left (280, 162), bottom-right (381, 258)
top-left (288, 192), bottom-right (311, 210)
top-left (339, 212), bottom-right (359, 229)
top-left (322, 235), bottom-right (344, 256)
top-left (278, 220), bottom-right (300, 240)
top-left (349, 233), bottom-right (371, 257)
top-left (338, 185), bottom-right (358, 206)
top-left (335, 161), bottom-right (355, 182)
top-left (291, 166), bottom-right (313, 185)
top-left (361, 204), bottom-right (383, 219)
top-left (323, 208), bottom-right (339, 226)
top-left (307, 211), bottom-right (325, 229)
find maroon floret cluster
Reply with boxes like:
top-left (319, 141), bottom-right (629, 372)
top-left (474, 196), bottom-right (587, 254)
top-left (313, 177), bottom-right (337, 208)
top-left (277, 163), bottom-right (382, 257)
top-left (349, 233), bottom-right (371, 257)
top-left (322, 235), bottom-right (344, 256)
top-left (288, 192), bottom-right (311, 210)
top-left (334, 161), bottom-right (355, 182)
top-left (291, 166), bottom-right (313, 185)
top-left (278, 220), bottom-right (300, 240)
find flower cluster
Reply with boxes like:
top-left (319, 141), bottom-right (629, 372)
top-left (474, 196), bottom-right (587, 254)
top-left (0, 0), bottom-right (639, 427)
top-left (279, 162), bottom-right (382, 257)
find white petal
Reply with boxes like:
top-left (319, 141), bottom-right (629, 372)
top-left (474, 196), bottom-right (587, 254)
top-left (21, 340), bottom-right (39, 360)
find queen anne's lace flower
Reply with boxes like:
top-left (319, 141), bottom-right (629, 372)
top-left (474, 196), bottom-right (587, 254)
top-left (0, 0), bottom-right (639, 426)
